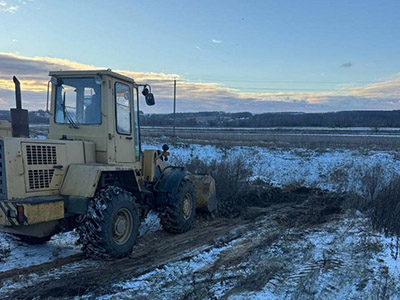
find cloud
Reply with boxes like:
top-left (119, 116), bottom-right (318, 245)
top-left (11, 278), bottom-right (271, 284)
top-left (211, 39), bottom-right (222, 44)
top-left (6, 5), bottom-right (18, 12)
top-left (0, 1), bottom-right (18, 13)
top-left (0, 52), bottom-right (400, 113)
top-left (340, 62), bottom-right (352, 68)
top-left (195, 45), bottom-right (201, 50)
top-left (350, 74), bottom-right (400, 99)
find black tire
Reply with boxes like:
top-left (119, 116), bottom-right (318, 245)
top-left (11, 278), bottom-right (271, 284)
top-left (159, 178), bottom-right (196, 233)
top-left (16, 235), bottom-right (52, 245)
top-left (78, 186), bottom-right (140, 259)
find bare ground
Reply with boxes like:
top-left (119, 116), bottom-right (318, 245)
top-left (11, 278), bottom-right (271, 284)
top-left (0, 188), bottom-right (358, 299)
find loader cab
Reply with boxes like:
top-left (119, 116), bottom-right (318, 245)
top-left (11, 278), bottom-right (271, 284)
top-left (47, 70), bottom-right (145, 166)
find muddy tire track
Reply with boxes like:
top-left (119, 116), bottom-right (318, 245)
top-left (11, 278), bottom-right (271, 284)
top-left (2, 206), bottom-right (286, 300)
top-left (1, 189), bottom-right (341, 300)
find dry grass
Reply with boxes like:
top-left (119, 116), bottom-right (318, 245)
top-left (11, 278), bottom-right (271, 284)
top-left (370, 176), bottom-right (400, 237)
top-left (177, 156), bottom-right (253, 217)
top-left (142, 129), bottom-right (400, 150)
top-left (370, 266), bottom-right (400, 300)
top-left (362, 164), bottom-right (385, 202)
top-left (180, 155), bottom-right (349, 225)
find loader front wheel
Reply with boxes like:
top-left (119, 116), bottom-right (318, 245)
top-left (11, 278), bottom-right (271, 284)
top-left (78, 186), bottom-right (140, 259)
top-left (160, 178), bottom-right (196, 233)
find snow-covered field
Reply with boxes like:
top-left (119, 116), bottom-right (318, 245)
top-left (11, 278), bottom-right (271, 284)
top-left (142, 125), bottom-right (400, 133)
top-left (144, 141), bottom-right (400, 195)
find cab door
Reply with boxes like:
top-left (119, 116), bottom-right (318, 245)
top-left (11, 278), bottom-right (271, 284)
top-left (114, 81), bottom-right (135, 163)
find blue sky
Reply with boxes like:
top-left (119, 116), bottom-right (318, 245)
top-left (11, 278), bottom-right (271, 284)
top-left (0, 0), bottom-right (400, 113)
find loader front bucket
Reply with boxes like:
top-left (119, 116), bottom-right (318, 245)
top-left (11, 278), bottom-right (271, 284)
top-left (189, 174), bottom-right (217, 214)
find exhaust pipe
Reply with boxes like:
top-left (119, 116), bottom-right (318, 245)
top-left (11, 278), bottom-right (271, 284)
top-left (10, 76), bottom-right (29, 137)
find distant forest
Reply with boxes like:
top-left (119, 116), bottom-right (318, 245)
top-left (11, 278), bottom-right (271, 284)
top-left (3, 110), bottom-right (400, 128)
top-left (0, 110), bottom-right (49, 124)
top-left (140, 110), bottom-right (400, 128)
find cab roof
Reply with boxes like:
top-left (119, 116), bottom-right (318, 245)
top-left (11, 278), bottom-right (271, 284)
top-left (48, 69), bottom-right (135, 84)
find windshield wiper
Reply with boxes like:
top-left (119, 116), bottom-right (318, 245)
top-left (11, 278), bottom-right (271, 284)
top-left (62, 91), bottom-right (79, 129)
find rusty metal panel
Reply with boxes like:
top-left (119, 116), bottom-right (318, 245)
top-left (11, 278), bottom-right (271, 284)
top-left (143, 150), bottom-right (157, 182)
top-left (23, 201), bottom-right (64, 225)
top-left (21, 142), bottom-right (67, 193)
top-left (189, 174), bottom-right (217, 214)
top-left (0, 199), bottom-right (64, 226)
top-left (60, 164), bottom-right (139, 198)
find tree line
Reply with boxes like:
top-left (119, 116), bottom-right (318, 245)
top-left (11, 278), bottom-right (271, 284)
top-left (3, 109), bottom-right (400, 128)
top-left (140, 110), bottom-right (400, 128)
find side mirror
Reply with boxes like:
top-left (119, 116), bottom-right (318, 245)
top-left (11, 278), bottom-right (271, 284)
top-left (142, 86), bottom-right (155, 106)
top-left (145, 93), bottom-right (155, 106)
top-left (50, 76), bottom-right (60, 86)
top-left (161, 144), bottom-right (169, 161)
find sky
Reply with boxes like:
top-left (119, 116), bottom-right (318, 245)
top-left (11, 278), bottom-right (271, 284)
top-left (0, 0), bottom-right (400, 113)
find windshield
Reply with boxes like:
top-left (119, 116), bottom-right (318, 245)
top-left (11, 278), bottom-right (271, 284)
top-left (54, 77), bottom-right (101, 125)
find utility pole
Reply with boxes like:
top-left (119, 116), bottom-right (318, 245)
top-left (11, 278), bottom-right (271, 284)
top-left (173, 79), bottom-right (176, 137)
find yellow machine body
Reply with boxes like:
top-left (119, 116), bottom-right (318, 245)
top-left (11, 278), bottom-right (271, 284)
top-left (0, 69), bottom-right (216, 239)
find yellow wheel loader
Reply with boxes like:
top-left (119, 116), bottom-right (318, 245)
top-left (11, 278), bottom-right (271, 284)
top-left (0, 70), bottom-right (217, 259)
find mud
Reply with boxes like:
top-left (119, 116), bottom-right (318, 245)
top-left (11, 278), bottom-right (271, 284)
top-left (0, 187), bottom-right (346, 299)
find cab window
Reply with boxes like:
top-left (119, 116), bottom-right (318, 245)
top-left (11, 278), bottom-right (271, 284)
top-left (54, 77), bottom-right (101, 125)
top-left (115, 82), bottom-right (132, 135)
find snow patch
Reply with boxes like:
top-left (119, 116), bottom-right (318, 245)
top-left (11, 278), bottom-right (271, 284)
top-left (139, 211), bottom-right (161, 236)
top-left (0, 231), bottom-right (80, 272)
top-left (143, 142), bottom-right (400, 195)
top-left (94, 239), bottom-right (242, 300)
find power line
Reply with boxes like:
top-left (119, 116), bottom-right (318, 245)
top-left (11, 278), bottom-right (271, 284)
top-left (183, 79), bottom-right (374, 84)
top-left (176, 81), bottom-right (353, 91)
top-left (226, 87), bottom-right (339, 91)
top-left (145, 77), bottom-right (374, 92)
top-left (152, 80), bottom-right (359, 92)
top-left (140, 78), bottom-right (375, 84)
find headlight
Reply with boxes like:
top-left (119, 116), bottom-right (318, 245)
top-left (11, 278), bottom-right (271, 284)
top-left (94, 75), bottom-right (102, 85)
top-left (50, 77), bottom-right (58, 85)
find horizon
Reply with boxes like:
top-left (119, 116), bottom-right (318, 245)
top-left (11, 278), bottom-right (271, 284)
top-left (3, 108), bottom-right (400, 116)
top-left (0, 1), bottom-right (400, 113)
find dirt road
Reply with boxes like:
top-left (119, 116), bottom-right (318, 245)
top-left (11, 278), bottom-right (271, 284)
top-left (0, 204), bottom-right (296, 299)
top-left (0, 188), bottom-right (364, 299)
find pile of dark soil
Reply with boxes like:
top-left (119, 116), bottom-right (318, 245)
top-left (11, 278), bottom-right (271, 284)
top-left (217, 182), bottom-right (346, 227)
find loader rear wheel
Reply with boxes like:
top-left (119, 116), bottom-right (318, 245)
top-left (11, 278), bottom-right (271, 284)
top-left (78, 186), bottom-right (140, 259)
top-left (159, 178), bottom-right (196, 233)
